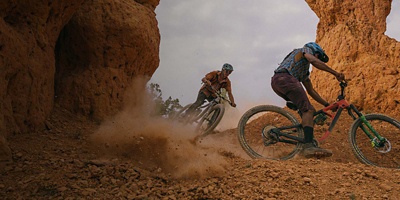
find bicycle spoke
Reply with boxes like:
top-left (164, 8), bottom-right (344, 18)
top-left (196, 104), bottom-right (225, 136)
top-left (238, 105), bottom-right (302, 160)
top-left (350, 114), bottom-right (400, 168)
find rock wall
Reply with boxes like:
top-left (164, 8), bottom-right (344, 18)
top-left (0, 0), bottom-right (84, 133)
top-left (0, 0), bottom-right (160, 161)
top-left (55, 0), bottom-right (160, 121)
top-left (306, 0), bottom-right (400, 116)
top-left (1, 0), bottom-right (398, 162)
top-left (0, 0), bottom-right (159, 134)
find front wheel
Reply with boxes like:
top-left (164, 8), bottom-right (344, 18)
top-left (195, 104), bottom-right (225, 137)
top-left (349, 113), bottom-right (400, 168)
top-left (237, 105), bottom-right (303, 160)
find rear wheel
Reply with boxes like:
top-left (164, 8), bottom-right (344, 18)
top-left (349, 114), bottom-right (400, 168)
top-left (196, 104), bottom-right (225, 137)
top-left (237, 105), bottom-right (303, 160)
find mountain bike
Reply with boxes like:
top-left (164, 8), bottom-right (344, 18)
top-left (237, 81), bottom-right (400, 168)
top-left (173, 91), bottom-right (231, 137)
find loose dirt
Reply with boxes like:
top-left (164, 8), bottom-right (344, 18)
top-left (1, 103), bottom-right (400, 199)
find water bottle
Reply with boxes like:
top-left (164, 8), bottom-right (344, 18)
top-left (314, 113), bottom-right (327, 125)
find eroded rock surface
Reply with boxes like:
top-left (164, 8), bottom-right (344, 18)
top-left (55, 0), bottom-right (160, 121)
top-left (0, 0), bottom-right (160, 161)
top-left (0, 0), bottom-right (399, 163)
top-left (306, 0), bottom-right (400, 115)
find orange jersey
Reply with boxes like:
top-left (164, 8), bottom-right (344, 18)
top-left (200, 71), bottom-right (232, 98)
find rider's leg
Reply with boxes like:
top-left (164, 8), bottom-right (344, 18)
top-left (296, 98), bottom-right (332, 158)
top-left (271, 73), bottom-right (332, 158)
top-left (186, 92), bottom-right (207, 116)
top-left (302, 110), bottom-right (314, 143)
top-left (302, 111), bottom-right (332, 158)
top-left (301, 114), bottom-right (333, 158)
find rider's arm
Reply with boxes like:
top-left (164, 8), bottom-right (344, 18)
top-left (302, 78), bottom-right (329, 107)
top-left (201, 77), bottom-right (212, 86)
top-left (225, 81), bottom-right (236, 107)
top-left (304, 53), bottom-right (345, 81)
top-left (227, 91), bottom-right (235, 106)
top-left (202, 71), bottom-right (218, 87)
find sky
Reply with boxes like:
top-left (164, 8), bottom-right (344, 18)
top-left (150, 0), bottom-right (400, 113)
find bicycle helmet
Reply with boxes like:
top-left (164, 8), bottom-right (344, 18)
top-left (222, 63), bottom-right (234, 71)
top-left (304, 42), bottom-right (329, 63)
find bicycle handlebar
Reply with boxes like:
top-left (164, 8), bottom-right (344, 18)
top-left (202, 83), bottom-right (232, 104)
top-left (215, 91), bottom-right (231, 104)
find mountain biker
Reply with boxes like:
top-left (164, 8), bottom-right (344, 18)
top-left (186, 63), bottom-right (237, 116)
top-left (271, 42), bottom-right (345, 158)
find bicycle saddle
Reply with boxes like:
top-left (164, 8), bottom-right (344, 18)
top-left (286, 101), bottom-right (298, 111)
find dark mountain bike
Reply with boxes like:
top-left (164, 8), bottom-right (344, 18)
top-left (237, 81), bottom-right (400, 168)
top-left (173, 91), bottom-right (231, 138)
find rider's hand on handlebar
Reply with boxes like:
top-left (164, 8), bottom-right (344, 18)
top-left (230, 102), bottom-right (237, 107)
top-left (335, 73), bottom-right (345, 82)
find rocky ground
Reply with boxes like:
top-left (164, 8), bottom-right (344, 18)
top-left (1, 105), bottom-right (400, 200)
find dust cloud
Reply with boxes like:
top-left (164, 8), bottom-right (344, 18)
top-left (215, 102), bottom-right (241, 132)
top-left (90, 77), bottom-right (246, 179)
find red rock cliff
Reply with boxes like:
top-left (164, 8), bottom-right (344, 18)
top-left (306, 0), bottom-right (400, 115)
top-left (1, 0), bottom-right (399, 162)
top-left (0, 0), bottom-right (160, 161)
top-left (0, 0), bottom-right (159, 134)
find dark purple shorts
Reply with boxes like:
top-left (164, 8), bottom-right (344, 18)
top-left (271, 72), bottom-right (315, 113)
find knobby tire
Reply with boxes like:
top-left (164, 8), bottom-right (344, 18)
top-left (196, 104), bottom-right (225, 137)
top-left (237, 105), bottom-right (303, 160)
top-left (349, 113), bottom-right (400, 169)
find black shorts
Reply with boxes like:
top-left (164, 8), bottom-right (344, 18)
top-left (271, 72), bottom-right (315, 113)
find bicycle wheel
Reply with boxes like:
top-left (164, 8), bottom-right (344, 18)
top-left (195, 104), bottom-right (225, 137)
top-left (349, 113), bottom-right (400, 168)
top-left (237, 105), bottom-right (303, 160)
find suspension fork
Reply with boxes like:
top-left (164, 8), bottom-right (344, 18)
top-left (207, 104), bottom-right (221, 122)
top-left (347, 104), bottom-right (385, 142)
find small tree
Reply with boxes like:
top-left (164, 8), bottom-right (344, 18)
top-left (147, 83), bottom-right (182, 118)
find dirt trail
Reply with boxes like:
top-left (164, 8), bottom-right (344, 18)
top-left (1, 103), bottom-right (400, 199)
top-left (2, 82), bottom-right (400, 199)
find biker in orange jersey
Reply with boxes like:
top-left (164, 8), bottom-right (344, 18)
top-left (186, 63), bottom-right (237, 116)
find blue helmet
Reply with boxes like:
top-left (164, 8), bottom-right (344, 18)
top-left (222, 63), bottom-right (234, 71)
top-left (304, 42), bottom-right (329, 63)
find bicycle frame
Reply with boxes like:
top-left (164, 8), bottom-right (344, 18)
top-left (191, 100), bottom-right (218, 122)
top-left (273, 82), bottom-right (387, 146)
top-left (191, 92), bottom-right (229, 122)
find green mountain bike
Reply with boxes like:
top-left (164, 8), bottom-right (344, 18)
top-left (237, 81), bottom-right (400, 168)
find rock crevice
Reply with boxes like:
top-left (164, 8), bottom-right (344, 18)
top-left (306, 0), bottom-right (399, 115)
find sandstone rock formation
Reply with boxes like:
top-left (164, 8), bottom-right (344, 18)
top-left (306, 0), bottom-right (400, 116)
top-left (0, 0), bottom-right (160, 161)
top-left (1, 0), bottom-right (399, 163)
top-left (55, 0), bottom-right (160, 121)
